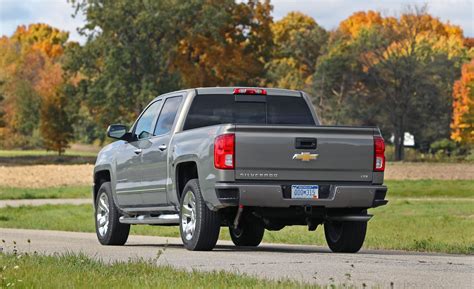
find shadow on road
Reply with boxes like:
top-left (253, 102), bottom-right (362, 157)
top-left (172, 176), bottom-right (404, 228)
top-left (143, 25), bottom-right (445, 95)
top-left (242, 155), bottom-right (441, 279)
top-left (126, 243), bottom-right (329, 254)
top-left (124, 242), bottom-right (453, 257)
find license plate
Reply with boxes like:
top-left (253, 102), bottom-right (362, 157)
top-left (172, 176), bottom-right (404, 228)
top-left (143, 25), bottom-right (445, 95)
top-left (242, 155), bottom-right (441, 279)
top-left (291, 185), bottom-right (319, 199)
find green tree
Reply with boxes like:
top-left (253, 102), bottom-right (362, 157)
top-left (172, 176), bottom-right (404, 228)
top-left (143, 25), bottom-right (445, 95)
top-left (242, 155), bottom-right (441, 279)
top-left (267, 12), bottom-right (328, 89)
top-left (67, 0), bottom-right (199, 138)
top-left (312, 7), bottom-right (468, 160)
top-left (67, 0), bottom-right (274, 141)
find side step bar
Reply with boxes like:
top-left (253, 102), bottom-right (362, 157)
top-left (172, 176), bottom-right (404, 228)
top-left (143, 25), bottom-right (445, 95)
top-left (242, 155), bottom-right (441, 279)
top-left (326, 214), bottom-right (373, 222)
top-left (119, 214), bottom-right (180, 225)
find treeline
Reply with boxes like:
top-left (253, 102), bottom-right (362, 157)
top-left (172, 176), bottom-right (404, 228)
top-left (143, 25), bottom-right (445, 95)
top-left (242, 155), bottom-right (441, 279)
top-left (0, 1), bottom-right (472, 160)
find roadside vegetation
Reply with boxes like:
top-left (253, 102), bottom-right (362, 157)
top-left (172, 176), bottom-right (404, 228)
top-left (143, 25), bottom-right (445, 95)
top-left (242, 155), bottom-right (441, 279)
top-left (386, 180), bottom-right (474, 198)
top-left (1, 180), bottom-right (471, 200)
top-left (0, 253), bottom-right (323, 289)
top-left (0, 149), bottom-right (96, 166)
top-left (0, 4), bottom-right (472, 162)
top-left (1, 176), bottom-right (472, 254)
top-left (0, 186), bottom-right (90, 200)
top-left (1, 196), bottom-right (472, 254)
top-left (0, 150), bottom-right (97, 158)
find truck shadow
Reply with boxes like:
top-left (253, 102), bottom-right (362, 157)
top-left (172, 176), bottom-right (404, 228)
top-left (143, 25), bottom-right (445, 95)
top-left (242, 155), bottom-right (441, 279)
top-left (125, 243), bottom-right (446, 256)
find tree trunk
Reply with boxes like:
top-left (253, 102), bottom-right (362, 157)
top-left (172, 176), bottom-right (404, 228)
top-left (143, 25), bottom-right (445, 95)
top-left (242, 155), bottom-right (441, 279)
top-left (394, 128), bottom-right (405, 161)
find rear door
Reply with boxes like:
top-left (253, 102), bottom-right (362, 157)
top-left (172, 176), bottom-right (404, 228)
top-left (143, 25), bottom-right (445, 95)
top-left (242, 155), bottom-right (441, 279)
top-left (234, 125), bottom-right (375, 182)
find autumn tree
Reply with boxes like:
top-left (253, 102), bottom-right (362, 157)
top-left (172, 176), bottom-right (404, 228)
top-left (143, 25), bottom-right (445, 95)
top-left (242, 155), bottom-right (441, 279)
top-left (267, 12), bottom-right (328, 89)
top-left (0, 24), bottom-right (69, 149)
top-left (451, 60), bottom-right (474, 145)
top-left (67, 0), bottom-right (275, 140)
top-left (313, 7), bottom-right (468, 160)
top-left (40, 83), bottom-right (73, 155)
top-left (67, 0), bottom-right (198, 135)
top-left (172, 0), bottom-right (273, 87)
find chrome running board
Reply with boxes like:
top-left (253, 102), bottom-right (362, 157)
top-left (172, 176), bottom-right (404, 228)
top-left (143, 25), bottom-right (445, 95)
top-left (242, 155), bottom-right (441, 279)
top-left (119, 214), bottom-right (180, 225)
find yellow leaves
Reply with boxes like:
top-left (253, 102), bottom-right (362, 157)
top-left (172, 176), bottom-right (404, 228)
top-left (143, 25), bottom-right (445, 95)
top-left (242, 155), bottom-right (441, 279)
top-left (12, 23), bottom-right (68, 59)
top-left (172, 1), bottom-right (271, 87)
top-left (451, 60), bottom-right (474, 144)
top-left (271, 12), bottom-right (316, 45)
top-left (339, 11), bottom-right (384, 37)
top-left (35, 62), bottom-right (64, 101)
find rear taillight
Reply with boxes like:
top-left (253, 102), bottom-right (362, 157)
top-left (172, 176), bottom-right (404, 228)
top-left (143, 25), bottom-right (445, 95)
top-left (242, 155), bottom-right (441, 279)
top-left (374, 136), bottom-right (385, 172)
top-left (214, 134), bottom-right (235, 169)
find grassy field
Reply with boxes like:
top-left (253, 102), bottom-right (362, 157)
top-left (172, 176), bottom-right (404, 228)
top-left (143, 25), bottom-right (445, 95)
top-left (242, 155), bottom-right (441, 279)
top-left (0, 180), bottom-right (472, 254)
top-left (1, 180), bottom-right (472, 200)
top-left (0, 186), bottom-right (90, 200)
top-left (0, 198), bottom-right (472, 254)
top-left (386, 180), bottom-right (474, 198)
top-left (0, 253), bottom-right (323, 289)
top-left (0, 149), bottom-right (97, 166)
top-left (0, 149), bottom-right (97, 157)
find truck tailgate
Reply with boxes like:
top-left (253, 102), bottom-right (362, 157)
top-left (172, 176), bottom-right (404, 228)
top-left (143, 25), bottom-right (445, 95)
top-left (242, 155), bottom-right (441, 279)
top-left (234, 125), bottom-right (376, 182)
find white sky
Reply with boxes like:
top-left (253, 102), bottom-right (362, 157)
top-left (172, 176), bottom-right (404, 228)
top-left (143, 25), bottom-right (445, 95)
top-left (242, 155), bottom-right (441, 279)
top-left (0, 0), bottom-right (472, 43)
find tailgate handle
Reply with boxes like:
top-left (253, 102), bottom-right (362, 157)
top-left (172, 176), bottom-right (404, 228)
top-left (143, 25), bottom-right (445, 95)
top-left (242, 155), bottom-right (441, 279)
top-left (295, 138), bottom-right (317, 150)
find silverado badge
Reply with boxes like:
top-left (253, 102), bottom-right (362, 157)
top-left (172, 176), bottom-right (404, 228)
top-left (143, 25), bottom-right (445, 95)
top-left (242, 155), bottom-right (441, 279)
top-left (292, 152), bottom-right (319, 161)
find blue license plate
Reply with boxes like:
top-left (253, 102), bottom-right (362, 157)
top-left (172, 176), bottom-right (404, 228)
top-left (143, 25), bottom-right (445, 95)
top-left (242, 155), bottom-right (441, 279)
top-left (291, 185), bottom-right (319, 199)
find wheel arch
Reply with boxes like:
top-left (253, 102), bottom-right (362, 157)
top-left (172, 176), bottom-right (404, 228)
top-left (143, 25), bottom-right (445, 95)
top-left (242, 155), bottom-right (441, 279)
top-left (93, 169), bottom-right (111, 202)
top-left (175, 161), bottom-right (199, 202)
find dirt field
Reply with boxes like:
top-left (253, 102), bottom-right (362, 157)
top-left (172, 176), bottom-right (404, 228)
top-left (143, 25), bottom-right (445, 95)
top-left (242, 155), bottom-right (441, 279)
top-left (0, 162), bottom-right (472, 188)
top-left (0, 164), bottom-right (93, 188)
top-left (385, 162), bottom-right (474, 180)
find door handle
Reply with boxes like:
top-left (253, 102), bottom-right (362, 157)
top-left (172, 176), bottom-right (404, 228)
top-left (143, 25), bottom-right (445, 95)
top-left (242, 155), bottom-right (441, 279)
top-left (134, 149), bottom-right (142, 155)
top-left (158, 144), bottom-right (167, 151)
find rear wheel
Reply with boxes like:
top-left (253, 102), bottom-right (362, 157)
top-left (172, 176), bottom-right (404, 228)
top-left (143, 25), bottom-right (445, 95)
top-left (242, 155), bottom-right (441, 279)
top-left (324, 218), bottom-right (367, 253)
top-left (179, 179), bottom-right (220, 251)
top-left (95, 182), bottom-right (130, 245)
top-left (229, 218), bottom-right (265, 247)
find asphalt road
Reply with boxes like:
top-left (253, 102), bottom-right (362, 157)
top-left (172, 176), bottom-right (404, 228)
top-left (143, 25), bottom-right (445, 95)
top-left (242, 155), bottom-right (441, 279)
top-left (1, 228), bottom-right (472, 288)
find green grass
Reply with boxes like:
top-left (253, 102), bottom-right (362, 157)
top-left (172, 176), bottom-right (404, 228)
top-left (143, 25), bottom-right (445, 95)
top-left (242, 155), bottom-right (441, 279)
top-left (0, 149), bottom-right (97, 157)
top-left (0, 180), bottom-right (471, 200)
top-left (0, 253), bottom-right (322, 289)
top-left (1, 198), bottom-right (472, 254)
top-left (385, 180), bottom-right (474, 198)
top-left (0, 186), bottom-right (90, 200)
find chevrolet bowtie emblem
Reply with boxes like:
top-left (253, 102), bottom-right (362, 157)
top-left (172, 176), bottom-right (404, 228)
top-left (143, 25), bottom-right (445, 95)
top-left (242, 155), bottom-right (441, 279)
top-left (292, 152), bottom-right (319, 161)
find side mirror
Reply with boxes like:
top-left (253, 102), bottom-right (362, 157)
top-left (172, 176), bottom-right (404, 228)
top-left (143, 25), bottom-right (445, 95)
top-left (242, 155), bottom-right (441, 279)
top-left (107, 124), bottom-right (130, 140)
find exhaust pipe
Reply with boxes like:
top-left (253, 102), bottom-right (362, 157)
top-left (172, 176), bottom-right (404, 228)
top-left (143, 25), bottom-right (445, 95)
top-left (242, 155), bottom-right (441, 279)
top-left (326, 214), bottom-right (373, 222)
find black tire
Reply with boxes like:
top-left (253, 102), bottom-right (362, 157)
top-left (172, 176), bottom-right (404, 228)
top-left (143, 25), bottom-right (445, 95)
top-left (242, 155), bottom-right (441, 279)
top-left (95, 182), bottom-right (130, 245)
top-left (324, 218), bottom-right (367, 253)
top-left (229, 218), bottom-right (265, 247)
top-left (179, 179), bottom-right (220, 251)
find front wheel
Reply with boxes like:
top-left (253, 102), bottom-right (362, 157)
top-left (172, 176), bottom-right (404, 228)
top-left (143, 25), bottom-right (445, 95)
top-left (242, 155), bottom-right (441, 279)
top-left (179, 179), bottom-right (220, 251)
top-left (324, 219), bottom-right (367, 253)
top-left (95, 182), bottom-right (130, 245)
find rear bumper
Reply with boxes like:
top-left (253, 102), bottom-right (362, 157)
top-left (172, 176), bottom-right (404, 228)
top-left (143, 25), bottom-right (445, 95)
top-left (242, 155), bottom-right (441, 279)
top-left (215, 183), bottom-right (387, 208)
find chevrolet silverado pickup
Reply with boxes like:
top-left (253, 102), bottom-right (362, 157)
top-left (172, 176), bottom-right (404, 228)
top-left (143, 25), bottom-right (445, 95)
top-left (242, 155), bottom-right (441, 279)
top-left (93, 87), bottom-right (388, 252)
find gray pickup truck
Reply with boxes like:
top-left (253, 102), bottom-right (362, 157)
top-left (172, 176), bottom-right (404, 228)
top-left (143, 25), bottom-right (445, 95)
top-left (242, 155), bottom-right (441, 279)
top-left (93, 87), bottom-right (387, 252)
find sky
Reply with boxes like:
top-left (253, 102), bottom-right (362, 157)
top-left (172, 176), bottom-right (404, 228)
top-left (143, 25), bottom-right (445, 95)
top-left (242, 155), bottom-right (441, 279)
top-left (0, 0), bottom-right (472, 43)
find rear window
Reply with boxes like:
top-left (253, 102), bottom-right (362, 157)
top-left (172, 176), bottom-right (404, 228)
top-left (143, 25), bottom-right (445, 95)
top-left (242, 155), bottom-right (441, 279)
top-left (183, 94), bottom-right (315, 130)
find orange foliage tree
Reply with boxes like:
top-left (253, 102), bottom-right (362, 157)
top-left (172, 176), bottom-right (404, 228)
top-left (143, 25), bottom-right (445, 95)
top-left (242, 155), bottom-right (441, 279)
top-left (172, 0), bottom-right (273, 87)
top-left (330, 7), bottom-right (467, 160)
top-left (0, 24), bottom-right (71, 152)
top-left (451, 60), bottom-right (474, 145)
